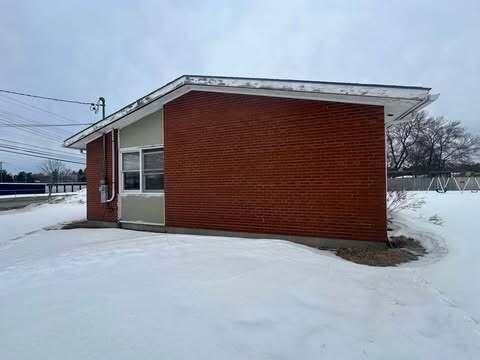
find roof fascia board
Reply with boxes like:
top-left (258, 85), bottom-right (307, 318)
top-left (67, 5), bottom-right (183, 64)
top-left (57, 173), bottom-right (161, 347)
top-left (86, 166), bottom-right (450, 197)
top-left (65, 85), bottom-right (193, 149)
top-left (190, 84), bottom-right (398, 107)
top-left (184, 74), bottom-right (431, 91)
top-left (64, 76), bottom-right (432, 149)
top-left (86, 85), bottom-right (399, 143)
top-left (385, 93), bottom-right (440, 126)
top-left (184, 75), bottom-right (430, 101)
top-left (63, 76), bottom-right (188, 147)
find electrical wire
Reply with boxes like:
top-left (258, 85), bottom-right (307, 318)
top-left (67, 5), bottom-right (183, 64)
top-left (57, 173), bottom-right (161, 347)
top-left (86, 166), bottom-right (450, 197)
top-left (0, 148), bottom-right (85, 166)
top-left (0, 107), bottom-right (74, 138)
top-left (0, 143), bottom-right (85, 162)
top-left (0, 123), bottom-right (93, 127)
top-left (0, 120), bottom-right (63, 142)
top-left (0, 148), bottom-right (85, 164)
top-left (0, 89), bottom-right (94, 166)
top-left (0, 137), bottom-right (84, 157)
top-left (0, 144), bottom-right (85, 161)
top-left (0, 107), bottom-right (78, 140)
top-left (0, 137), bottom-right (78, 164)
top-left (0, 104), bottom-right (92, 142)
top-left (0, 144), bottom-right (84, 162)
top-left (0, 89), bottom-right (94, 106)
top-left (0, 117), bottom-right (65, 142)
top-left (0, 92), bottom-right (99, 147)
top-left (0, 93), bottom-right (80, 123)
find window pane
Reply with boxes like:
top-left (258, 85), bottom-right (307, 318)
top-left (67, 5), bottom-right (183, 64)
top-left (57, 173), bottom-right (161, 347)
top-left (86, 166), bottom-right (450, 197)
top-left (122, 152), bottom-right (139, 171)
top-left (143, 150), bottom-right (163, 171)
top-left (123, 172), bottom-right (140, 190)
top-left (144, 173), bottom-right (164, 191)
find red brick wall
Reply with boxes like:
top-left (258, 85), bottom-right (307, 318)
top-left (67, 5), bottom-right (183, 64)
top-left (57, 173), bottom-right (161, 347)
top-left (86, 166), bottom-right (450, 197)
top-left (86, 130), bottom-right (118, 222)
top-left (164, 91), bottom-right (387, 242)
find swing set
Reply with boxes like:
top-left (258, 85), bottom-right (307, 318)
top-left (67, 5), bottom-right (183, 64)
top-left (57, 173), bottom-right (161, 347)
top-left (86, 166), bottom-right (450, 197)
top-left (427, 173), bottom-right (480, 193)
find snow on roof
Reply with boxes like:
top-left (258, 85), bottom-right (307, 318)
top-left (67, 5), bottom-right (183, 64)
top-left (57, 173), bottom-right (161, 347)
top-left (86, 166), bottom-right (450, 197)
top-left (64, 75), bottom-right (436, 149)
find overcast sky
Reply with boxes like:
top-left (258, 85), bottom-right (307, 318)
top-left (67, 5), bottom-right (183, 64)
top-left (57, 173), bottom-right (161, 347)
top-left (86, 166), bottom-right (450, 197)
top-left (1, 0), bottom-right (479, 173)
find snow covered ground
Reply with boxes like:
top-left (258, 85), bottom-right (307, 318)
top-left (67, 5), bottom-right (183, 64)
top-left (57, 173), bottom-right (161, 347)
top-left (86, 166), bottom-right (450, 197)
top-left (0, 191), bottom-right (85, 244)
top-left (393, 192), bottom-right (480, 333)
top-left (0, 191), bottom-right (479, 359)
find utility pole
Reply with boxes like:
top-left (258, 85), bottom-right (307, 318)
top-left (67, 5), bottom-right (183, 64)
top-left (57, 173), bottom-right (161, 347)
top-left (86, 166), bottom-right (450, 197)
top-left (89, 97), bottom-right (105, 119)
top-left (90, 97), bottom-right (108, 202)
top-left (99, 97), bottom-right (105, 120)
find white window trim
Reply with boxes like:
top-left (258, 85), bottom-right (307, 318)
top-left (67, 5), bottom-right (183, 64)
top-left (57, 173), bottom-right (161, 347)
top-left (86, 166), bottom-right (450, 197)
top-left (119, 144), bottom-right (164, 195)
top-left (120, 149), bottom-right (141, 194)
top-left (142, 148), bottom-right (164, 193)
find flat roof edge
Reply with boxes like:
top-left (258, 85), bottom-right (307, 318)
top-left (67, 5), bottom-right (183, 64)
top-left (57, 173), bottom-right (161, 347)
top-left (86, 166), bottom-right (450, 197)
top-left (183, 74), bottom-right (432, 91)
top-left (64, 75), bottom-right (433, 148)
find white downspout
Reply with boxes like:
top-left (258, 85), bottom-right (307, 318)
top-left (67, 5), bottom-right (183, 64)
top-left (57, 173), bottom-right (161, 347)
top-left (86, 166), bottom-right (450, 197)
top-left (106, 128), bottom-right (116, 202)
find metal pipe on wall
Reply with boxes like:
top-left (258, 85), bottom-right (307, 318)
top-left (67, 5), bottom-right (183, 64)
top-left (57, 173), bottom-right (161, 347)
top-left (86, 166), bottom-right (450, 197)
top-left (106, 128), bottom-right (116, 202)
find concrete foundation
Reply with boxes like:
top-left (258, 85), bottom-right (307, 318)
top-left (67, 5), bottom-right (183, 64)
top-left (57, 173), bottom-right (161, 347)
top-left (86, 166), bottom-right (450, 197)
top-left (166, 226), bottom-right (387, 250)
top-left (64, 220), bottom-right (386, 250)
top-left (120, 221), bottom-right (166, 233)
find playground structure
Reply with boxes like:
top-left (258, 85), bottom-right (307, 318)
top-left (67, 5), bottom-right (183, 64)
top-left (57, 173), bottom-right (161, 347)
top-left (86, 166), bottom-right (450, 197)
top-left (427, 174), bottom-right (480, 193)
top-left (388, 171), bottom-right (480, 192)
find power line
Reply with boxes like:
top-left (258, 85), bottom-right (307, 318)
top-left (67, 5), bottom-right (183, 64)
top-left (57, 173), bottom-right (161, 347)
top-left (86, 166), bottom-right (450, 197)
top-left (0, 89), bottom-right (97, 168)
top-left (0, 91), bottom-right (104, 144)
top-left (0, 123), bottom-right (93, 127)
top-left (0, 142), bottom-right (85, 161)
top-left (0, 120), bottom-right (64, 142)
top-left (0, 98), bottom-right (93, 140)
top-left (0, 117), bottom-right (65, 142)
top-left (1, 135), bottom-right (68, 154)
top-left (0, 89), bottom-right (94, 106)
top-left (0, 148), bottom-right (85, 164)
top-left (0, 137), bottom-right (85, 157)
top-left (0, 146), bottom-right (84, 163)
top-left (0, 144), bottom-right (85, 162)
top-left (0, 143), bottom-right (86, 162)
top-left (0, 137), bottom-right (83, 154)
top-left (0, 106), bottom-right (73, 136)
top-left (0, 146), bottom-right (85, 165)
top-left (0, 107), bottom-right (73, 140)
top-left (0, 93), bottom-right (79, 123)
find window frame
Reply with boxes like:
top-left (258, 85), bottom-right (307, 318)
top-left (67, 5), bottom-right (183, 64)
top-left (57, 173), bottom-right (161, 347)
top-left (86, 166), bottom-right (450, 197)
top-left (119, 149), bottom-right (142, 194)
top-left (119, 145), bottom-right (164, 195)
top-left (142, 148), bottom-right (164, 193)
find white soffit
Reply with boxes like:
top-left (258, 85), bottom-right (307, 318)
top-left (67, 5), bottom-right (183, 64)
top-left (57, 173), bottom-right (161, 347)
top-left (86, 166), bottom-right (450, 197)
top-left (64, 75), bottom-right (437, 149)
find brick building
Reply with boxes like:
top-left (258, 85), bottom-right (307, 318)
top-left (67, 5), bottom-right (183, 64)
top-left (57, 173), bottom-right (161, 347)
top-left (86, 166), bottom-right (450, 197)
top-left (64, 75), bottom-right (436, 247)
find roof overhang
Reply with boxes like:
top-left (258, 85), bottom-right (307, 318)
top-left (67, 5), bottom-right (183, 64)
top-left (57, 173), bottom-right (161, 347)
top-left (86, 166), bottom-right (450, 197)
top-left (64, 75), bottom-right (438, 149)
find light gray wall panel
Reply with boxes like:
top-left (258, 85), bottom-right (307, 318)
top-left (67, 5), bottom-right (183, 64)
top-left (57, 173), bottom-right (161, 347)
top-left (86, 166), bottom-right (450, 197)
top-left (120, 195), bottom-right (165, 224)
top-left (120, 110), bottom-right (163, 148)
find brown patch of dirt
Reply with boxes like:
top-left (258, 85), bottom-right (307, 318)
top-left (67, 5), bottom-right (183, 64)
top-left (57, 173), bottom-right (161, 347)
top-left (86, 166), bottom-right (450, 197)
top-left (336, 236), bottom-right (426, 267)
top-left (60, 220), bottom-right (119, 229)
top-left (60, 220), bottom-right (91, 229)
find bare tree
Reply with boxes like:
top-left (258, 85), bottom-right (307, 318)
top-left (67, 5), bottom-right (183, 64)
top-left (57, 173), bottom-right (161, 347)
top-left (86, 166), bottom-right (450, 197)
top-left (39, 160), bottom-right (73, 183)
top-left (411, 117), bottom-right (480, 171)
top-left (387, 112), bottom-right (480, 172)
top-left (387, 112), bottom-right (424, 170)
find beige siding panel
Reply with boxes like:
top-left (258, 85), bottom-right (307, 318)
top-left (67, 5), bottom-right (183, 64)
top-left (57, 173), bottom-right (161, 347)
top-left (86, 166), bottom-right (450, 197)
top-left (120, 110), bottom-right (163, 148)
top-left (120, 195), bottom-right (165, 224)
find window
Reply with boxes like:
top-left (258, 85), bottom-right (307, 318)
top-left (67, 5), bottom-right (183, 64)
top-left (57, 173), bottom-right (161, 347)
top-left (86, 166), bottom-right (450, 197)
top-left (121, 147), bottom-right (164, 192)
top-left (122, 152), bottom-right (140, 190)
top-left (143, 149), bottom-right (164, 191)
